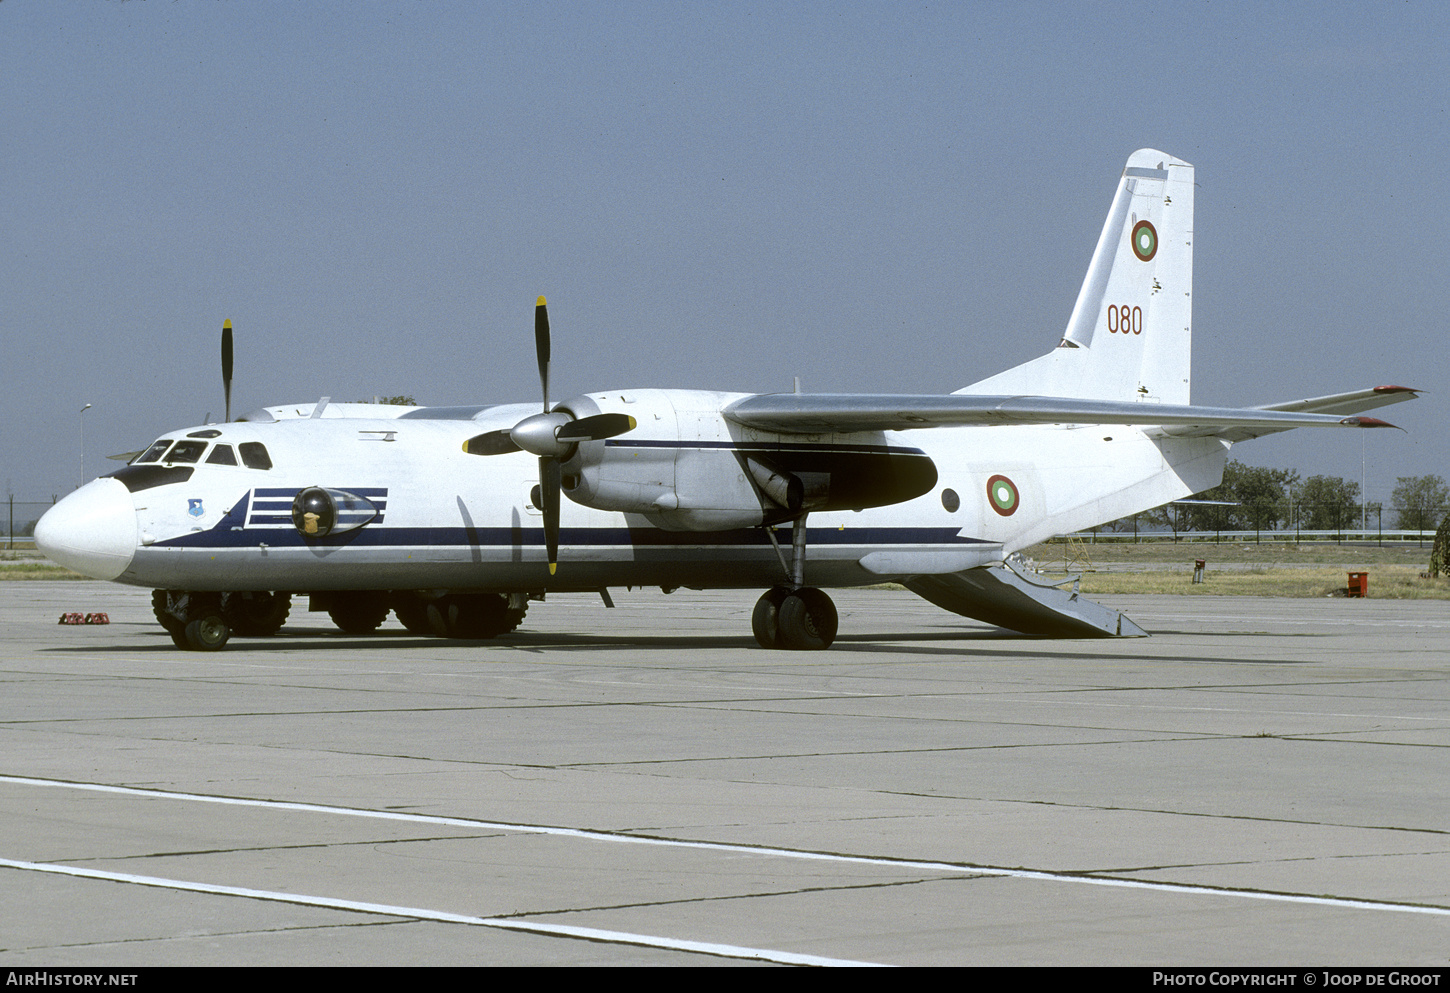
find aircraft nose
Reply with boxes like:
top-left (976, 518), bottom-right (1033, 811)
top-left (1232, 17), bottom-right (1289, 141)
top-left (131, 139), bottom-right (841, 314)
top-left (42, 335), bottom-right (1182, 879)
top-left (34, 478), bottom-right (138, 581)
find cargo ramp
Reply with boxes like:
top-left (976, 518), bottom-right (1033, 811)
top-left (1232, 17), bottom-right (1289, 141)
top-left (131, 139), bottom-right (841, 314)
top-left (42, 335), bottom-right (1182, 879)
top-left (904, 558), bottom-right (1147, 638)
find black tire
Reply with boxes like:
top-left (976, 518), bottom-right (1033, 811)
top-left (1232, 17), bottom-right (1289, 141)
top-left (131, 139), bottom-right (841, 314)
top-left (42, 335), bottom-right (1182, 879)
top-left (184, 614), bottom-right (231, 652)
top-left (152, 590), bottom-right (185, 636)
top-left (328, 594), bottom-right (390, 634)
top-left (224, 592), bottom-right (291, 636)
top-left (425, 593), bottom-right (523, 639)
top-left (393, 597), bottom-right (432, 635)
top-left (751, 586), bottom-right (792, 649)
top-left (777, 588), bottom-right (838, 651)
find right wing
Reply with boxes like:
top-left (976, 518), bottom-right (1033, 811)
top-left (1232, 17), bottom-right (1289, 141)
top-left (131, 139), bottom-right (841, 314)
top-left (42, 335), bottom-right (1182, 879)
top-left (723, 391), bottom-right (1413, 436)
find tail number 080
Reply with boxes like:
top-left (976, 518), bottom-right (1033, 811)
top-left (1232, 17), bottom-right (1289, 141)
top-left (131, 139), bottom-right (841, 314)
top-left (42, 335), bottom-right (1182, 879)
top-left (1107, 304), bottom-right (1142, 334)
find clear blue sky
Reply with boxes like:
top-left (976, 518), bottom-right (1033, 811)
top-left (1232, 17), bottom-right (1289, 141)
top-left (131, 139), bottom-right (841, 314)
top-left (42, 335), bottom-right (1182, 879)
top-left (3, 1), bottom-right (1444, 508)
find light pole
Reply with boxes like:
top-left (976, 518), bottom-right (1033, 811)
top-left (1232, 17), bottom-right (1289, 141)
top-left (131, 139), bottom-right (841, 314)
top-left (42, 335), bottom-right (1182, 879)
top-left (79, 403), bottom-right (92, 489)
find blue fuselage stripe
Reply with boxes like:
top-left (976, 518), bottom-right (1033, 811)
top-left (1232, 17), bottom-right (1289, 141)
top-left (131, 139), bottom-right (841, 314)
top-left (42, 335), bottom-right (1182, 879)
top-left (156, 525), bottom-right (981, 551)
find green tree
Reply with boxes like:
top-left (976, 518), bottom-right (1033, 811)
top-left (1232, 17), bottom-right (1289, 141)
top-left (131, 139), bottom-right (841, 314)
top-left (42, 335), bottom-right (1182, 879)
top-left (1391, 475), bottom-right (1449, 532)
top-left (1294, 475), bottom-right (1361, 532)
top-left (353, 395), bottom-right (418, 406)
top-left (1181, 460), bottom-right (1299, 532)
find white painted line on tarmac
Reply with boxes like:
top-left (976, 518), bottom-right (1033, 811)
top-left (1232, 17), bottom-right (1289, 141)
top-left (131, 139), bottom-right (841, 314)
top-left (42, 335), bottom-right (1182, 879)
top-left (0, 857), bottom-right (883, 967)
top-left (6, 774), bottom-right (1450, 919)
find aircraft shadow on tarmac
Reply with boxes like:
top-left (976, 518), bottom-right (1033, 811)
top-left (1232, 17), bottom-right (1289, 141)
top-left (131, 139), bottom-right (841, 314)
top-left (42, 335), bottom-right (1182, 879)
top-left (41, 622), bottom-right (1327, 664)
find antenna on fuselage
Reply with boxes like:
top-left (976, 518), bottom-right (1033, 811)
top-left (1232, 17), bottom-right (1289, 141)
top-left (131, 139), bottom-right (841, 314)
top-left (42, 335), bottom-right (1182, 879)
top-left (222, 319), bottom-right (234, 423)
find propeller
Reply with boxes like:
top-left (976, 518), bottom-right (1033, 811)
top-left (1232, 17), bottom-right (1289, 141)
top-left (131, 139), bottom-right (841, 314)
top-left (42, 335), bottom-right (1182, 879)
top-left (462, 297), bottom-right (635, 575)
top-left (222, 319), bottom-right (234, 423)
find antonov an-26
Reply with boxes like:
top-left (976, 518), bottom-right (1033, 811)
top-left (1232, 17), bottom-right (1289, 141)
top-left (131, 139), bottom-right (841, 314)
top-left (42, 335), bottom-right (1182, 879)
top-left (36, 150), bottom-right (1417, 651)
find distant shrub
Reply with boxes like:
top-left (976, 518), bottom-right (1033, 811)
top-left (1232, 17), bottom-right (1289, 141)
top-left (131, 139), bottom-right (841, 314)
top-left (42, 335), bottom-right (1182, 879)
top-left (1432, 514), bottom-right (1450, 578)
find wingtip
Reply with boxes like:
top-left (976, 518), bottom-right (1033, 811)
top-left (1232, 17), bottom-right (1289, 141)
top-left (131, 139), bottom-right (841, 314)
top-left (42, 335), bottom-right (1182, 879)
top-left (1344, 416), bottom-right (1401, 430)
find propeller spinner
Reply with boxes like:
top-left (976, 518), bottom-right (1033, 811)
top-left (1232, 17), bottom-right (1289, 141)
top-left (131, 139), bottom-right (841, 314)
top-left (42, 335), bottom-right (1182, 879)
top-left (463, 297), bottom-right (636, 574)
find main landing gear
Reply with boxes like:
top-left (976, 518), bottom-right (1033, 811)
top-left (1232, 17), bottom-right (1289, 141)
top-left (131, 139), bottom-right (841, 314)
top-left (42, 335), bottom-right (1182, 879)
top-left (153, 589), bottom-right (532, 650)
top-left (751, 515), bottom-right (839, 651)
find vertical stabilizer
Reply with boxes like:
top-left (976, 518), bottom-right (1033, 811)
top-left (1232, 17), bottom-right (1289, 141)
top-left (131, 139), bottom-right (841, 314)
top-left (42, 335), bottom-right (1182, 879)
top-left (958, 149), bottom-right (1194, 404)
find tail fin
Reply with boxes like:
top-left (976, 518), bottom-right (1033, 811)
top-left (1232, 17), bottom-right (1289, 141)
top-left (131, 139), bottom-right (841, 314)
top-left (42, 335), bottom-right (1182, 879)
top-left (957, 149), bottom-right (1194, 404)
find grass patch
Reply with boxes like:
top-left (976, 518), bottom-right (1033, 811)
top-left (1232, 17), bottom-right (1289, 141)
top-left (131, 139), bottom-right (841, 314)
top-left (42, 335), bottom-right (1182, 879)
top-left (1066, 565), bottom-right (1450, 599)
top-left (0, 562), bottom-right (91, 580)
top-left (1029, 540), bottom-right (1435, 567)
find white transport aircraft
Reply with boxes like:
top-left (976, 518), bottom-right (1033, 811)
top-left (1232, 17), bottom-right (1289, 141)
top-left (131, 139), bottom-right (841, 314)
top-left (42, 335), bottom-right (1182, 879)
top-left (36, 149), bottom-right (1416, 651)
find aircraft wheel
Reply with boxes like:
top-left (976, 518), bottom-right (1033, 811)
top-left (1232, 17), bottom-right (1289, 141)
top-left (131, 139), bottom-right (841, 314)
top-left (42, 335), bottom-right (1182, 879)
top-left (392, 597), bottom-right (432, 635)
top-left (169, 626), bottom-right (189, 650)
top-left (152, 590), bottom-right (185, 637)
top-left (751, 586), bottom-right (792, 649)
top-left (184, 614), bottom-right (231, 652)
top-left (777, 588), bottom-right (838, 651)
top-left (328, 594), bottom-right (390, 634)
top-left (224, 592), bottom-right (290, 636)
top-left (426, 594), bottom-right (519, 639)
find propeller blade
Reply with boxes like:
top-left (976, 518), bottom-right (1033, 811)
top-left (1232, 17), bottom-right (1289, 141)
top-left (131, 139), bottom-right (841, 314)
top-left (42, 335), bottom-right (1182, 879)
top-left (535, 296), bottom-right (550, 413)
top-left (462, 430), bottom-right (522, 456)
top-left (222, 319), bottom-right (234, 423)
top-left (554, 412), bottom-right (637, 443)
top-left (539, 455), bottom-right (561, 575)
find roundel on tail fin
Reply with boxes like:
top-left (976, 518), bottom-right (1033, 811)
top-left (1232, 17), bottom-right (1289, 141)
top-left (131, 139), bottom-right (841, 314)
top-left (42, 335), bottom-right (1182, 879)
top-left (1131, 220), bottom-right (1157, 262)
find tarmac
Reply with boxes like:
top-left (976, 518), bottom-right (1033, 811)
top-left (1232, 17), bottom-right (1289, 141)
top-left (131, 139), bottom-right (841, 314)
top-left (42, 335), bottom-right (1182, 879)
top-left (2, 581), bottom-right (1448, 967)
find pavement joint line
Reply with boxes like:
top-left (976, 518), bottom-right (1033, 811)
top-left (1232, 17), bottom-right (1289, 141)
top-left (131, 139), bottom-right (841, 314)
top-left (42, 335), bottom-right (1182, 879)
top-left (6, 774), bottom-right (1450, 919)
top-left (0, 857), bottom-right (883, 967)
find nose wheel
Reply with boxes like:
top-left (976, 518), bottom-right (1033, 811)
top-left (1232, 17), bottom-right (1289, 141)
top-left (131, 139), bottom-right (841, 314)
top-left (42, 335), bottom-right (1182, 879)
top-left (153, 591), bottom-right (233, 651)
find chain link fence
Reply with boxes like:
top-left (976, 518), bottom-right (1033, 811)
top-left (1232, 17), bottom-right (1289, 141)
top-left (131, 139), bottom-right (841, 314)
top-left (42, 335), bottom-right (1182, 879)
top-left (3, 498), bottom-right (59, 550)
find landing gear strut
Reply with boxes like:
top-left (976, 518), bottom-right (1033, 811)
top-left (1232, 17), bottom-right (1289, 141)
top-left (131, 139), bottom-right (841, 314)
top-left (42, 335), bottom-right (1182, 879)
top-left (752, 516), bottom-right (839, 650)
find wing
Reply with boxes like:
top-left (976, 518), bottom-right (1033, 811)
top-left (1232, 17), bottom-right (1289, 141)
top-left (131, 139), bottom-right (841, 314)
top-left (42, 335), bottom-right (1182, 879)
top-left (723, 391), bottom-right (1413, 435)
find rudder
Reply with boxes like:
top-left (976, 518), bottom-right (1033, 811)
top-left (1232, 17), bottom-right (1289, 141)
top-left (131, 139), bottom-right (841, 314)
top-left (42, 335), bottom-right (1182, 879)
top-left (958, 149), bottom-right (1195, 404)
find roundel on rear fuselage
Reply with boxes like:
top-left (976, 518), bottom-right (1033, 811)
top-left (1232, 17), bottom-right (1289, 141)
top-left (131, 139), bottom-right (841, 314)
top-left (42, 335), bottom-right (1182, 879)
top-left (986, 474), bottom-right (1020, 517)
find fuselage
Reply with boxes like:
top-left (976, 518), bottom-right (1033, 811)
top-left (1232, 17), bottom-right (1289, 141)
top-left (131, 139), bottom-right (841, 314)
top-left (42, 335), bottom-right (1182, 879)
top-left (37, 389), bottom-right (1226, 595)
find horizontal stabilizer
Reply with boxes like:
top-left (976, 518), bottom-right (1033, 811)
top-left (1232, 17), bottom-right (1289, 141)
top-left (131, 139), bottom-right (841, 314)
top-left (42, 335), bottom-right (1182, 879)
top-left (905, 562), bottom-right (1147, 638)
top-left (725, 393), bottom-right (1401, 434)
top-left (1160, 385), bottom-right (1420, 441)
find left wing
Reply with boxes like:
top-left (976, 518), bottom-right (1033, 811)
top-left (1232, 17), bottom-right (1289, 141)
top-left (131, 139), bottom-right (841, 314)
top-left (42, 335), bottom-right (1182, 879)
top-left (724, 392), bottom-right (1409, 435)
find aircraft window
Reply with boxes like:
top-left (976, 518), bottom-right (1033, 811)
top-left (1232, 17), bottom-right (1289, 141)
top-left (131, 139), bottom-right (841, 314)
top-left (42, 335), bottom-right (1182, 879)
top-left (163, 440), bottom-right (208, 464)
top-left (205, 445), bottom-right (238, 466)
top-left (133, 440), bottom-right (174, 464)
top-left (239, 442), bottom-right (273, 470)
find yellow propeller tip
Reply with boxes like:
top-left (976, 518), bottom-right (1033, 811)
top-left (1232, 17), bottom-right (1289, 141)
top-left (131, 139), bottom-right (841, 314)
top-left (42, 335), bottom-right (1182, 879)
top-left (537, 295), bottom-right (547, 307)
top-left (548, 562), bottom-right (557, 576)
top-left (223, 319), bottom-right (232, 329)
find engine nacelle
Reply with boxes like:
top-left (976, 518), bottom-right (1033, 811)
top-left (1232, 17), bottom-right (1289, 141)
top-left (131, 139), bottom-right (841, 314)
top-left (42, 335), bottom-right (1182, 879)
top-left (555, 389), bottom-right (938, 531)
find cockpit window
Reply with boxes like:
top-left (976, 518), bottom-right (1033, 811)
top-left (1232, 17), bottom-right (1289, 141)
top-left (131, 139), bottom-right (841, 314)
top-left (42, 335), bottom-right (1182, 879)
top-left (205, 444), bottom-right (238, 466)
top-left (133, 440), bottom-right (173, 464)
top-left (239, 442), bottom-right (273, 470)
top-left (163, 440), bottom-right (208, 464)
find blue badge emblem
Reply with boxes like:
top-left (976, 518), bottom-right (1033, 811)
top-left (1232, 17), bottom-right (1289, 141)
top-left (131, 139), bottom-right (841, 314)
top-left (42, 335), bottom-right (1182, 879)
top-left (188, 498), bottom-right (205, 518)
